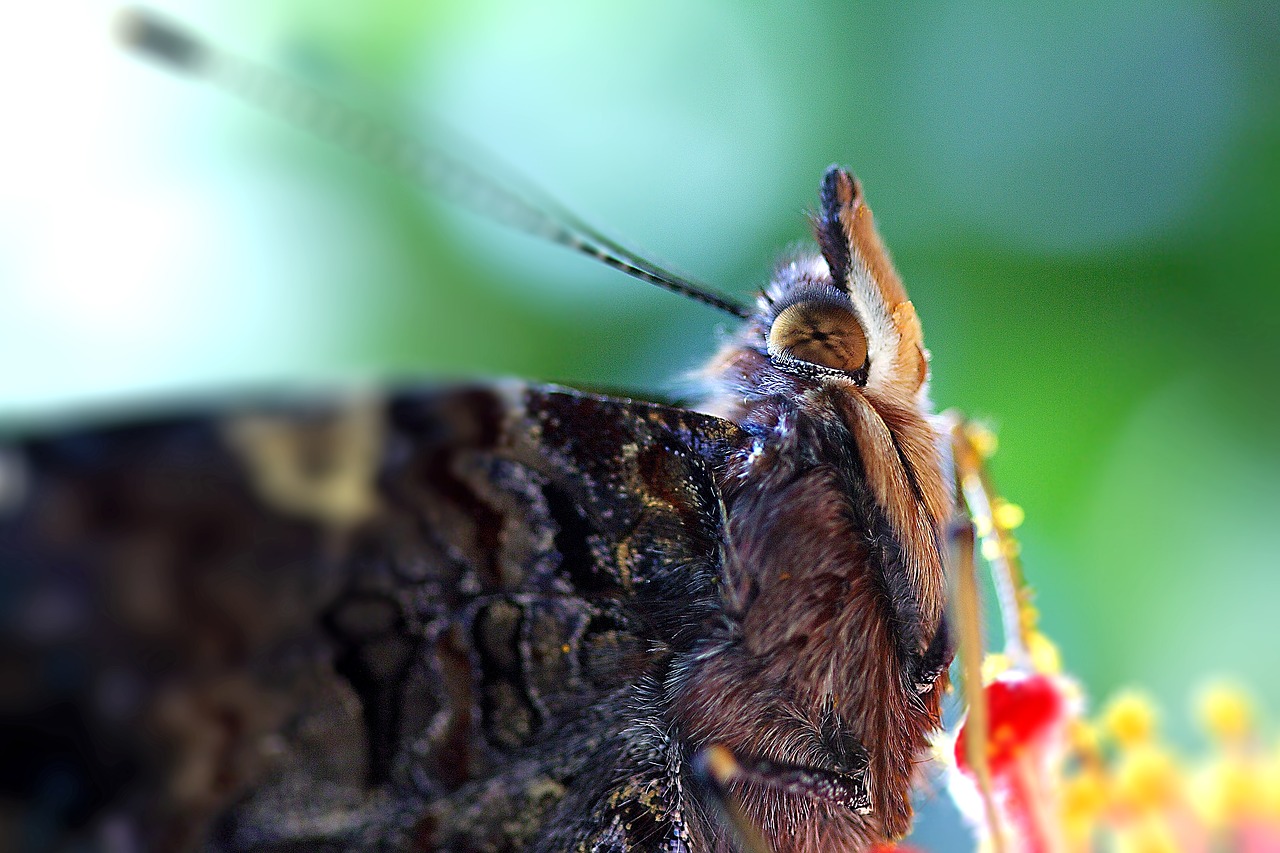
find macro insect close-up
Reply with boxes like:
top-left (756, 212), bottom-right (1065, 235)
top-left (2, 3), bottom-right (1279, 852)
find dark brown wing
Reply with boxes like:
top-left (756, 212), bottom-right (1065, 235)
top-left (0, 383), bottom-right (748, 852)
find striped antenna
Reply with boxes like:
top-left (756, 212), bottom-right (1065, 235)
top-left (115, 8), bottom-right (753, 320)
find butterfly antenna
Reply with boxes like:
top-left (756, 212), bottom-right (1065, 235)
top-left (115, 8), bottom-right (752, 320)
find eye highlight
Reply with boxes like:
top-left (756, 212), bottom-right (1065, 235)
top-left (767, 301), bottom-right (869, 375)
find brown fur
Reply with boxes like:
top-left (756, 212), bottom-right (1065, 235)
top-left (688, 169), bottom-right (950, 851)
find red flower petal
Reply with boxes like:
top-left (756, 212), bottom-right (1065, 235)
top-left (956, 672), bottom-right (1068, 778)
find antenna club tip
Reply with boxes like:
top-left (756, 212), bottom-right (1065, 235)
top-left (114, 6), bottom-right (207, 71)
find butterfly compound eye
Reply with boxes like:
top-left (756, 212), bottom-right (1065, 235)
top-left (767, 301), bottom-right (869, 375)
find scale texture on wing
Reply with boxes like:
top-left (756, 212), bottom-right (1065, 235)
top-left (0, 383), bottom-right (748, 852)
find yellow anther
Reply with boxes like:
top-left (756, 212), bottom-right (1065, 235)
top-left (1028, 632), bottom-right (1062, 676)
top-left (1068, 719), bottom-right (1102, 756)
top-left (1260, 744), bottom-right (1280, 819)
top-left (993, 500), bottom-right (1025, 530)
top-left (967, 424), bottom-right (999, 459)
top-left (1103, 691), bottom-right (1159, 748)
top-left (981, 653), bottom-right (1012, 685)
top-left (1196, 682), bottom-right (1254, 743)
top-left (1191, 755), bottom-right (1258, 827)
top-left (1113, 814), bottom-right (1180, 853)
top-left (1113, 745), bottom-right (1181, 811)
top-left (974, 515), bottom-right (994, 538)
top-left (1060, 768), bottom-right (1108, 835)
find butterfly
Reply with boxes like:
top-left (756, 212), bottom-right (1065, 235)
top-left (0, 10), bottom-right (968, 853)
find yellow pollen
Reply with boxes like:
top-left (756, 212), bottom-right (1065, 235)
top-left (1192, 755), bottom-right (1258, 827)
top-left (981, 653), bottom-right (1012, 685)
top-left (1113, 814), bottom-right (1179, 853)
top-left (967, 424), bottom-right (999, 459)
top-left (1028, 632), bottom-right (1062, 675)
top-left (1103, 691), bottom-right (1159, 748)
top-left (1060, 769), bottom-right (1107, 829)
top-left (1196, 682), bottom-right (1254, 743)
top-left (1068, 719), bottom-right (1102, 756)
top-left (1113, 746), bottom-right (1181, 810)
top-left (993, 500), bottom-right (1025, 530)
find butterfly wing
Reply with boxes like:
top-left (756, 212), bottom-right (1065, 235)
top-left (0, 384), bottom-right (748, 851)
top-left (1, 414), bottom-right (348, 852)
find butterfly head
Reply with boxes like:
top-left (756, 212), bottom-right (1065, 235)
top-left (753, 167), bottom-right (928, 407)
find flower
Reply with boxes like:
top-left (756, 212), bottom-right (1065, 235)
top-left (952, 670), bottom-right (1075, 853)
top-left (923, 422), bottom-right (1280, 853)
top-left (955, 672), bottom-right (1070, 778)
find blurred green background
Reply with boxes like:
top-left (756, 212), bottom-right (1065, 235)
top-left (2, 0), bottom-right (1278, 845)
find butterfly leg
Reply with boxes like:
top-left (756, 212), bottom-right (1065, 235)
top-left (693, 739), bottom-right (872, 816)
top-left (691, 740), bottom-right (873, 853)
top-left (941, 413), bottom-right (1036, 851)
top-left (690, 746), bottom-right (773, 853)
top-left (942, 413), bottom-right (1034, 662)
